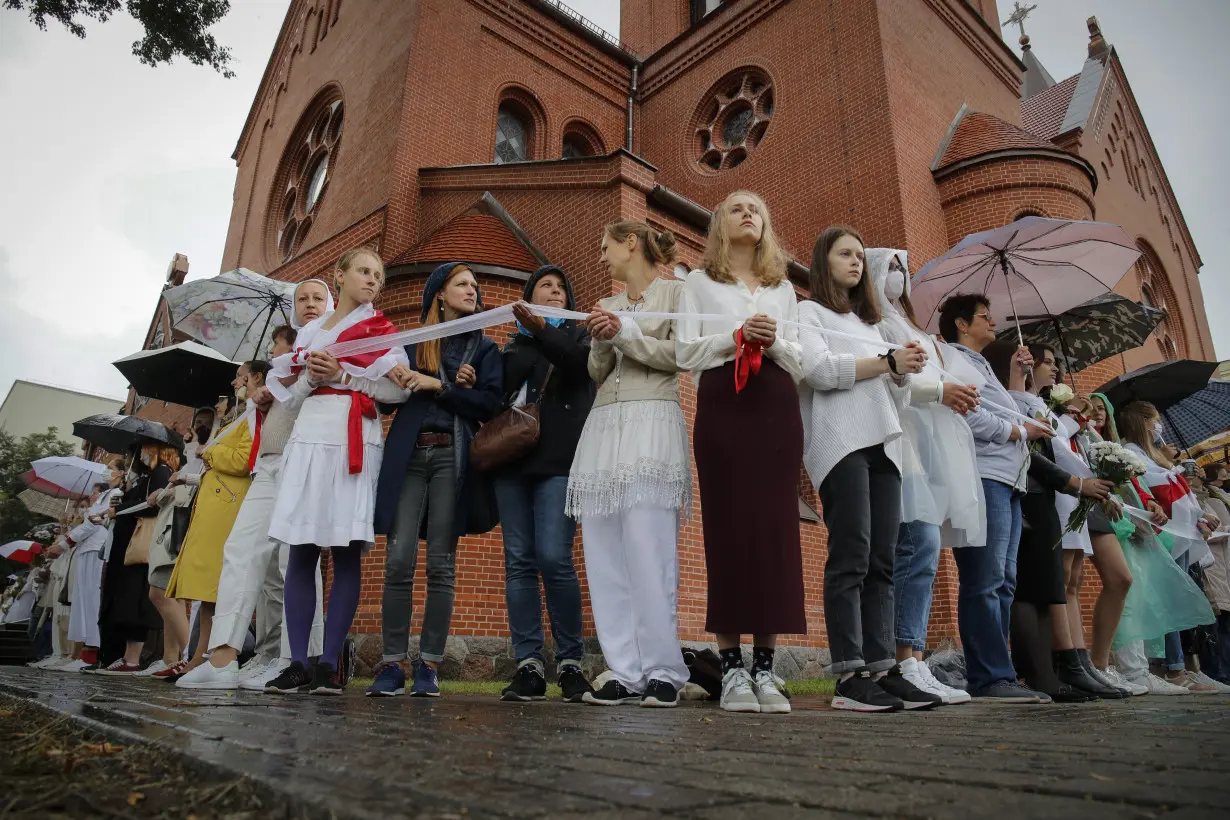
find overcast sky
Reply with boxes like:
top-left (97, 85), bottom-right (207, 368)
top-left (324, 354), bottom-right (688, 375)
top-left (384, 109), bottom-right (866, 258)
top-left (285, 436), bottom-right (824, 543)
top-left (0, 0), bottom-right (1224, 407)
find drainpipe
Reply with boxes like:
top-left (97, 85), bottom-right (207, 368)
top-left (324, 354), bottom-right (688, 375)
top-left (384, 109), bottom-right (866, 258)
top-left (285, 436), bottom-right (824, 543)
top-left (626, 64), bottom-right (639, 152)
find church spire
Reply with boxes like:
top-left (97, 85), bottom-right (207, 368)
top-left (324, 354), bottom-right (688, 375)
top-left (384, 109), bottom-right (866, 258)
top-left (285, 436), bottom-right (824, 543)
top-left (1005, 2), bottom-right (1055, 99)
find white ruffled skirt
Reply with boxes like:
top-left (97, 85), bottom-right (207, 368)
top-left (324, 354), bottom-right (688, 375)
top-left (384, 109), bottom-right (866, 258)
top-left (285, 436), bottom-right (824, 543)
top-left (899, 402), bottom-right (986, 547)
top-left (567, 399), bottom-right (691, 519)
top-left (269, 394), bottom-right (383, 549)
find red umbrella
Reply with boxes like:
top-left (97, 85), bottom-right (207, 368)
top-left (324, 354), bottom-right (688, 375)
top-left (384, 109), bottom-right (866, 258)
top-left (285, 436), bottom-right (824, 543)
top-left (0, 541), bottom-right (44, 564)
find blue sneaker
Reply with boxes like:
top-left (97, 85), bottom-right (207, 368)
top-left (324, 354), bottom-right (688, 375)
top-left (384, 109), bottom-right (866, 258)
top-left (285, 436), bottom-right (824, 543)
top-left (410, 662), bottom-right (440, 697)
top-left (365, 661), bottom-right (406, 697)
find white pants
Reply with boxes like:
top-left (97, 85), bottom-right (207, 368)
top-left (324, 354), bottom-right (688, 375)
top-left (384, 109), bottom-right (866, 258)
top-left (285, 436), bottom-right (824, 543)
top-left (52, 602), bottom-right (70, 658)
top-left (581, 504), bottom-right (690, 692)
top-left (208, 457), bottom-right (323, 660)
top-left (67, 550), bottom-right (103, 647)
top-left (1116, 640), bottom-right (1149, 679)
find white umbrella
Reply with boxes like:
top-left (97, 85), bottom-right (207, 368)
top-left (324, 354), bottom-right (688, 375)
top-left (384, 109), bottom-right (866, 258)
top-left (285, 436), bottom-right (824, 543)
top-left (30, 456), bottom-right (111, 497)
top-left (164, 268), bottom-right (296, 361)
top-left (910, 216), bottom-right (1141, 343)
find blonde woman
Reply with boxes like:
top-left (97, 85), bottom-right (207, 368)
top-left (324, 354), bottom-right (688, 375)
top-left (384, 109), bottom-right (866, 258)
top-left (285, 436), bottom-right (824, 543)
top-left (574, 220), bottom-right (691, 708)
top-left (677, 191), bottom-right (803, 714)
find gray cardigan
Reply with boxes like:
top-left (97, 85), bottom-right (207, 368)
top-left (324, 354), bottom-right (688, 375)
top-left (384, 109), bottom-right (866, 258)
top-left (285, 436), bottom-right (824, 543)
top-left (949, 344), bottom-right (1030, 491)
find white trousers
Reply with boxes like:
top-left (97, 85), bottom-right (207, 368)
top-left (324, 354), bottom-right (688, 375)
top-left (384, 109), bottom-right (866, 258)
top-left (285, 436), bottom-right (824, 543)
top-left (208, 456), bottom-right (323, 660)
top-left (52, 602), bottom-right (70, 658)
top-left (581, 504), bottom-right (690, 692)
top-left (67, 550), bottom-right (103, 647)
top-left (1116, 639), bottom-right (1150, 679)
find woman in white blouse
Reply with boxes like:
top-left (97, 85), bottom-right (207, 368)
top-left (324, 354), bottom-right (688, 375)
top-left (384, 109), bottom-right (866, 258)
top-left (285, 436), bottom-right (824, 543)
top-left (798, 225), bottom-right (939, 713)
top-left (677, 190), bottom-right (804, 715)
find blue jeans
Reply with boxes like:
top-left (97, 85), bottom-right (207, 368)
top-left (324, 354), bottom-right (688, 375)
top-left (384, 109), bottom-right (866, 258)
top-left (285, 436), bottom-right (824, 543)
top-left (1162, 552), bottom-right (1192, 671)
top-left (952, 479), bottom-right (1022, 692)
top-left (894, 520), bottom-right (942, 651)
top-left (494, 475), bottom-right (584, 665)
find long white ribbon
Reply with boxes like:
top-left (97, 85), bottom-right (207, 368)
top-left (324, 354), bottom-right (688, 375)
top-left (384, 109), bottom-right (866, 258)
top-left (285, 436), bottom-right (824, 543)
top-left (115, 502), bottom-right (150, 516)
top-left (323, 302), bottom-right (1051, 431)
top-left (1119, 502), bottom-right (1206, 542)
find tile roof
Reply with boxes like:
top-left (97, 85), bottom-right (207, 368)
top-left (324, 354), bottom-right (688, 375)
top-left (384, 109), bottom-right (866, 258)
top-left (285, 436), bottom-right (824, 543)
top-left (935, 110), bottom-right (1061, 170)
top-left (390, 212), bottom-right (541, 272)
top-left (1021, 74), bottom-right (1080, 141)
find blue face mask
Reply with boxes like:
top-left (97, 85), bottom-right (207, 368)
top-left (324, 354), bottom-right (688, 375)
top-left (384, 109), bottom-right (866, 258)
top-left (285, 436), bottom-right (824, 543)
top-left (517, 317), bottom-right (565, 336)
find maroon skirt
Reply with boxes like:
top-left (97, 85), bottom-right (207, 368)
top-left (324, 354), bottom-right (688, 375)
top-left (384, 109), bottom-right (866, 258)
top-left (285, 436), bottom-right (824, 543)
top-left (694, 359), bottom-right (806, 635)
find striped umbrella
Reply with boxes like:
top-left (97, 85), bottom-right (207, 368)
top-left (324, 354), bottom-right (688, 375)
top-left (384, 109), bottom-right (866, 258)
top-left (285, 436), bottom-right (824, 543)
top-left (0, 541), bottom-right (43, 565)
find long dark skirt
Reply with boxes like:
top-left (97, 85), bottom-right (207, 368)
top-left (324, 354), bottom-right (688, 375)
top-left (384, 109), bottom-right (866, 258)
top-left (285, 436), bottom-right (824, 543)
top-left (1016, 493), bottom-right (1067, 606)
top-left (694, 359), bottom-right (806, 635)
top-left (98, 514), bottom-right (161, 663)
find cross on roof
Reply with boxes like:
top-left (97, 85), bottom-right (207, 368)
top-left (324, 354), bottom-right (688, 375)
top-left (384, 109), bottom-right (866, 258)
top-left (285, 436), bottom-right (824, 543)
top-left (1002, 1), bottom-right (1038, 38)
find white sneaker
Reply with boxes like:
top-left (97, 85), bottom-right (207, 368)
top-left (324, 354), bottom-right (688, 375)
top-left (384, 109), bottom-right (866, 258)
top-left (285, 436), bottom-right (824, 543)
top-left (176, 660), bottom-right (241, 690)
top-left (32, 656), bottom-right (64, 669)
top-left (236, 656), bottom-right (272, 683)
top-left (135, 659), bottom-right (169, 678)
top-left (58, 659), bottom-right (89, 673)
top-left (1100, 665), bottom-right (1148, 696)
top-left (1143, 672), bottom-right (1191, 695)
top-left (720, 668), bottom-right (761, 713)
top-left (903, 657), bottom-right (971, 705)
top-left (1190, 671), bottom-right (1230, 694)
top-left (240, 658), bottom-right (289, 692)
top-left (752, 670), bottom-right (791, 714)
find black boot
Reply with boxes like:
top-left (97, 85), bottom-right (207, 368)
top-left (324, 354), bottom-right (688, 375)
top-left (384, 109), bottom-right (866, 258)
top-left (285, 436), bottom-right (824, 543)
top-left (1055, 649), bottom-right (1123, 699)
top-left (1077, 649), bottom-right (1129, 697)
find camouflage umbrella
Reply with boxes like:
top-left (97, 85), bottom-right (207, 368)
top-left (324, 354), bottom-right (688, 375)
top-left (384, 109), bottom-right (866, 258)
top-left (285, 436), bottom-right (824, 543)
top-left (997, 292), bottom-right (1166, 376)
top-left (18, 489), bottom-right (67, 519)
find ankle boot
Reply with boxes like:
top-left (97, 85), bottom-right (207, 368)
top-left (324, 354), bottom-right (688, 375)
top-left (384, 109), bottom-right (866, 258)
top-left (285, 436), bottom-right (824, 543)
top-left (1055, 649), bottom-right (1123, 699)
top-left (1077, 649), bottom-right (1129, 696)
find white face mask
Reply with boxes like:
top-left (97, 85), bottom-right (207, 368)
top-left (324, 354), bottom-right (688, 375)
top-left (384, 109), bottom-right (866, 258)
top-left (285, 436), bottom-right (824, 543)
top-left (235, 386), bottom-right (248, 402)
top-left (1153, 421), bottom-right (1165, 442)
top-left (883, 269), bottom-right (905, 301)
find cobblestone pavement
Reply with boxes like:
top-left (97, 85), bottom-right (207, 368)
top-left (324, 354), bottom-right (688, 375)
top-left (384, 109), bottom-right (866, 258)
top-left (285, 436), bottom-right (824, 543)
top-left (2, 667), bottom-right (1228, 819)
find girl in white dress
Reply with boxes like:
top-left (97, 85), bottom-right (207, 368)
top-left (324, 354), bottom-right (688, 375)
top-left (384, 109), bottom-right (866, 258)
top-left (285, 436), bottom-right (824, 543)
top-left (265, 248), bottom-right (410, 695)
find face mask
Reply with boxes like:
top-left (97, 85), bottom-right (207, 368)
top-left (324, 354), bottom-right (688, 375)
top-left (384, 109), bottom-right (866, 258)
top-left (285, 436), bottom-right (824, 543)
top-left (235, 386), bottom-right (247, 402)
top-left (1152, 421), bottom-right (1165, 442)
top-left (883, 270), bottom-right (905, 301)
top-left (195, 426), bottom-right (212, 444)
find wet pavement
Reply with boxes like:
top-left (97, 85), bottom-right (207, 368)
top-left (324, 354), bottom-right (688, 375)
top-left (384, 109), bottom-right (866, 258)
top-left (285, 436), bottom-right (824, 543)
top-left (2, 666), bottom-right (1228, 819)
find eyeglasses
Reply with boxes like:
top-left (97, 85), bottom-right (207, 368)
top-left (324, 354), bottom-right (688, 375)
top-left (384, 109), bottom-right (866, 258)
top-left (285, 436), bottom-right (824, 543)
top-left (972, 312), bottom-right (992, 322)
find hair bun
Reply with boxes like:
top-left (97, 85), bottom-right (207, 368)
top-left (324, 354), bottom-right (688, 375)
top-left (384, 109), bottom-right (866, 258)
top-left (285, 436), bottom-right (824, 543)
top-left (653, 229), bottom-right (678, 264)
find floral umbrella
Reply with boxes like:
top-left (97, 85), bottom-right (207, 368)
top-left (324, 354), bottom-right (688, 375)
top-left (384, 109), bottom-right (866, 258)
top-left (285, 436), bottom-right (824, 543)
top-left (164, 268), bottom-right (296, 362)
top-left (995, 292), bottom-right (1166, 376)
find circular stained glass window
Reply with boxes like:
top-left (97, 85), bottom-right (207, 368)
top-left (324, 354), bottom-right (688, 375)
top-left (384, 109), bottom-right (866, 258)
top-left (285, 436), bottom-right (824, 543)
top-left (693, 68), bottom-right (774, 173)
top-left (269, 94), bottom-right (343, 264)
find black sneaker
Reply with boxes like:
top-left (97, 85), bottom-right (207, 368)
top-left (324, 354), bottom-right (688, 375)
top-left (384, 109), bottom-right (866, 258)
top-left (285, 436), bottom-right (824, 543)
top-left (501, 661), bottom-right (547, 702)
top-left (877, 665), bottom-right (943, 710)
top-left (265, 661), bottom-right (312, 694)
top-left (557, 663), bottom-right (593, 703)
top-left (831, 669), bottom-right (904, 712)
top-left (582, 678), bottom-right (640, 706)
top-left (968, 680), bottom-right (1044, 704)
top-left (310, 662), bottom-right (343, 696)
top-left (640, 679), bottom-right (678, 708)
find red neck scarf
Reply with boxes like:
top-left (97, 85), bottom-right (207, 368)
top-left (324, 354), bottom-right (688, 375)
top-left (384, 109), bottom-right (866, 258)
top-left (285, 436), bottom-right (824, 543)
top-left (246, 409), bottom-right (265, 473)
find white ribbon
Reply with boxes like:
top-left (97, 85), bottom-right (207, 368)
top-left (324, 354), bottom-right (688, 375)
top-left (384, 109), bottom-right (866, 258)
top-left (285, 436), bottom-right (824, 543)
top-left (321, 302), bottom-right (1052, 432)
top-left (1119, 501), bottom-right (1206, 542)
top-left (115, 502), bottom-right (151, 516)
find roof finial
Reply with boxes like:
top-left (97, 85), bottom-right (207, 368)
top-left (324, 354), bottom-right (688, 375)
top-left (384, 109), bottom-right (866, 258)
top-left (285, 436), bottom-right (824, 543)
top-left (1087, 15), bottom-right (1109, 59)
top-left (1002, 1), bottom-right (1038, 40)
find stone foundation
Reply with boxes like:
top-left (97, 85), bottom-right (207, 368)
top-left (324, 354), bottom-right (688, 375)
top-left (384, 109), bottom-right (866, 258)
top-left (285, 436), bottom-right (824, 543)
top-left (351, 633), bottom-right (832, 681)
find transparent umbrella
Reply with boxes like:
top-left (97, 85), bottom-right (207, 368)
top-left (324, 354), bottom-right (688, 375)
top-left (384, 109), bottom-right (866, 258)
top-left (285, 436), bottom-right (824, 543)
top-left (164, 268), bottom-right (296, 361)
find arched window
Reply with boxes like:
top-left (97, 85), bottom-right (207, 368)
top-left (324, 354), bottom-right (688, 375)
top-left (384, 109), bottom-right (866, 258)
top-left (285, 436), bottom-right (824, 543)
top-left (495, 103), bottom-right (531, 164)
top-left (561, 120), bottom-right (605, 159)
top-left (1135, 240), bottom-right (1186, 360)
top-left (268, 87), bottom-right (344, 265)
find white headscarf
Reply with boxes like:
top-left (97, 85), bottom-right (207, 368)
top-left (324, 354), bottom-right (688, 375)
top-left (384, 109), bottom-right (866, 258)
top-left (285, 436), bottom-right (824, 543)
top-left (291, 279), bottom-right (336, 330)
top-left (865, 248), bottom-right (917, 347)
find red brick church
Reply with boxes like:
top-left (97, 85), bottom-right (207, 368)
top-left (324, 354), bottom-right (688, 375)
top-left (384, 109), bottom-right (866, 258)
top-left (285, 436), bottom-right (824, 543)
top-left (129, 0), bottom-right (1215, 675)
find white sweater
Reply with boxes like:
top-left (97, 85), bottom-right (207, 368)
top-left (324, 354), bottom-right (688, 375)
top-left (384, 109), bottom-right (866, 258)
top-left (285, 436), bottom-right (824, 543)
top-left (798, 300), bottom-right (908, 488)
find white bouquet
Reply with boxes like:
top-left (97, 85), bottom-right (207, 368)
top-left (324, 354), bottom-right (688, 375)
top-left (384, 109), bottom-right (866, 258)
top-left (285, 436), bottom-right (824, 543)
top-left (1060, 441), bottom-right (1149, 542)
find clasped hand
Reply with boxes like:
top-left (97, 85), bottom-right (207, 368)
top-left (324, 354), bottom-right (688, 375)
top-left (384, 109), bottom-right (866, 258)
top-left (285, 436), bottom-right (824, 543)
top-left (306, 350), bottom-right (342, 384)
top-left (587, 307), bottom-right (622, 341)
top-left (738, 314), bottom-right (777, 347)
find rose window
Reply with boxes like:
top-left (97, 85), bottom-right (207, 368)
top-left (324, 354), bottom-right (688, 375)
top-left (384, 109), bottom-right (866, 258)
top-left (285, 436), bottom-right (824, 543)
top-left (694, 69), bottom-right (774, 172)
top-left (271, 95), bottom-right (344, 264)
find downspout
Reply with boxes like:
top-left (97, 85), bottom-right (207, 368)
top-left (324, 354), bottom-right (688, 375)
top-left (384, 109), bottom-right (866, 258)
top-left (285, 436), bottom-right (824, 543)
top-left (626, 64), bottom-right (639, 152)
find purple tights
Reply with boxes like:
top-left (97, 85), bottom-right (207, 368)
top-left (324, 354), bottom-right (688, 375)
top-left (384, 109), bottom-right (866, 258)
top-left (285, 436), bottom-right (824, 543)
top-left (285, 544), bottom-right (362, 669)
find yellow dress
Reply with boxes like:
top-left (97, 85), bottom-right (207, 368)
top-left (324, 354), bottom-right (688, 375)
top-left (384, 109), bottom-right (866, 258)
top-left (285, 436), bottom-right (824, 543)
top-left (166, 417), bottom-right (253, 603)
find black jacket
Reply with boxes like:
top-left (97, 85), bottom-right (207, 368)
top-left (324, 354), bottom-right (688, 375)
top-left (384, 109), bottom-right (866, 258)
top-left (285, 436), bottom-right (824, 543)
top-left (499, 320), bottom-right (594, 477)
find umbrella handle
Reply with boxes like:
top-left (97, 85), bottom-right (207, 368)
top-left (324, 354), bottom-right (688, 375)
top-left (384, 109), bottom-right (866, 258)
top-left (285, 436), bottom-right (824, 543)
top-left (999, 253), bottom-right (1026, 348)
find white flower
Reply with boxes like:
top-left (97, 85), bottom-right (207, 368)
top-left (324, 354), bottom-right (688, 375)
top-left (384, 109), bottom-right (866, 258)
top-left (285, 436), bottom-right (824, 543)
top-left (1049, 383), bottom-right (1075, 404)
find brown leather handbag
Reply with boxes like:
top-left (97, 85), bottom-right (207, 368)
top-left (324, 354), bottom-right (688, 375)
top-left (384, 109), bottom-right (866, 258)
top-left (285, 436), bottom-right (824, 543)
top-left (470, 364), bottom-right (552, 472)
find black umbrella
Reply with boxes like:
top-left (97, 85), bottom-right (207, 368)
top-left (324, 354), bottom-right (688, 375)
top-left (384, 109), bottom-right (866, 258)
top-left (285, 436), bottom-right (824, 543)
top-left (1158, 380), bottom-right (1230, 452)
top-left (1096, 360), bottom-right (1220, 443)
top-left (998, 292), bottom-right (1166, 376)
top-left (72, 414), bottom-right (183, 455)
top-left (113, 341), bottom-right (240, 409)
